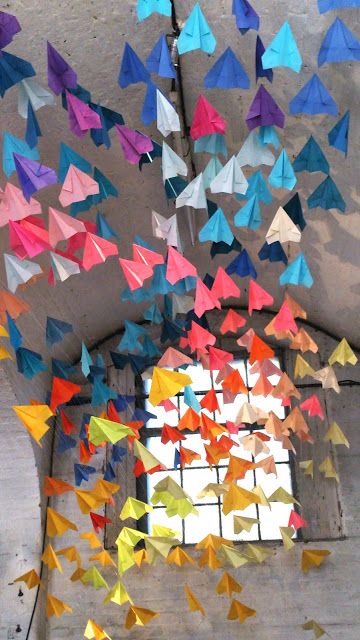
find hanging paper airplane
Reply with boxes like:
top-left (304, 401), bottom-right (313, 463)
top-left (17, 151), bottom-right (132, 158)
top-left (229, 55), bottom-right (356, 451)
top-left (255, 35), bottom-right (273, 83)
top-left (194, 133), bottom-right (228, 158)
top-left (0, 11), bottom-right (21, 48)
top-left (328, 110), bottom-right (349, 155)
top-left (118, 42), bottom-right (149, 88)
top-left (199, 208), bottom-right (234, 245)
top-left (3, 130), bottom-right (39, 178)
top-left (116, 125), bottom-right (153, 165)
top-left (47, 41), bottom-right (77, 95)
top-left (4, 253), bottom-right (42, 293)
top-left (156, 90), bottom-right (180, 137)
top-left (58, 142), bottom-right (92, 183)
top-left (137, 0), bottom-right (172, 21)
top-left (232, 0), bottom-right (259, 34)
top-left (234, 195), bottom-right (262, 230)
top-left (210, 156), bottom-right (248, 194)
top-left (265, 207), bottom-right (302, 244)
top-left (262, 21), bottom-right (302, 72)
top-left (59, 165), bottom-right (99, 207)
top-left (146, 33), bottom-right (176, 78)
top-left (0, 50), bottom-right (35, 98)
top-left (293, 136), bottom-right (329, 173)
top-left (279, 253), bottom-right (313, 288)
top-left (25, 102), bottom-right (42, 149)
top-left (203, 156), bottom-right (223, 189)
top-left (46, 317), bottom-right (73, 347)
top-left (204, 47), bottom-right (250, 89)
top-left (318, 17), bottom-right (360, 66)
top-left (246, 85), bottom-right (285, 129)
top-left (268, 148), bottom-right (297, 190)
top-left (176, 173), bottom-right (207, 209)
top-left (190, 95), bottom-right (227, 139)
top-left (289, 74), bottom-right (338, 115)
top-left (237, 170), bottom-right (272, 204)
top-left (307, 175), bottom-right (346, 212)
top-left (18, 77), bottom-right (55, 119)
top-left (65, 91), bottom-right (101, 137)
top-left (177, 3), bottom-right (216, 55)
top-left (236, 130), bottom-right (275, 167)
top-left (13, 154), bottom-right (58, 201)
top-left (283, 192), bottom-right (306, 230)
top-left (49, 252), bottom-right (80, 283)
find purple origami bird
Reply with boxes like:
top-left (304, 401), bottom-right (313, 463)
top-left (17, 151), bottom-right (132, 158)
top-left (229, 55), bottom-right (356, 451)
top-left (66, 91), bottom-right (102, 137)
top-left (13, 154), bottom-right (58, 201)
top-left (0, 11), bottom-right (21, 49)
top-left (115, 125), bottom-right (154, 165)
top-left (246, 85), bottom-right (285, 130)
top-left (47, 41), bottom-right (77, 95)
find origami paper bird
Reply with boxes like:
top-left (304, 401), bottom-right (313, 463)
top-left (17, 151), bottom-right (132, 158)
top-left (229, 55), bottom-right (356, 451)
top-left (4, 253), bottom-right (42, 293)
top-left (66, 91), bottom-right (101, 137)
top-left (328, 337), bottom-right (357, 365)
top-left (0, 50), bottom-right (35, 97)
top-left (256, 35), bottom-right (273, 82)
top-left (289, 74), bottom-right (338, 115)
top-left (13, 404), bottom-right (53, 445)
top-left (307, 175), bottom-right (346, 212)
top-left (194, 133), bottom-right (228, 157)
top-left (227, 599), bottom-right (256, 623)
top-left (319, 0), bottom-right (360, 10)
top-left (279, 253), bottom-right (313, 288)
top-left (0, 11), bottom-right (21, 49)
top-left (14, 569), bottom-right (41, 590)
top-left (137, 0), bottom-right (172, 20)
top-left (116, 125), bottom-right (153, 165)
top-left (199, 208), bottom-right (234, 245)
top-left (262, 21), bottom-right (302, 72)
top-left (266, 207), bottom-right (301, 244)
top-left (118, 42), bottom-right (149, 88)
top-left (232, 0), bottom-right (259, 34)
top-left (204, 47), bottom-right (250, 89)
top-left (146, 33), bottom-right (176, 78)
top-left (268, 148), bottom-right (297, 190)
top-left (237, 130), bottom-right (275, 167)
top-left (3, 131), bottom-right (39, 177)
top-left (234, 195), bottom-right (262, 230)
top-left (328, 110), bottom-right (349, 155)
top-left (47, 41), bottom-right (77, 95)
top-left (302, 619), bottom-right (327, 638)
top-left (84, 619), bottom-right (111, 640)
top-left (246, 85), bottom-right (285, 129)
top-left (176, 173), bottom-right (207, 209)
top-left (301, 549), bottom-right (331, 573)
top-left (226, 249), bottom-right (257, 279)
top-left (318, 17), bottom-right (360, 66)
top-left (190, 95), bottom-right (227, 139)
top-left (293, 136), bottom-right (329, 174)
top-left (209, 156), bottom-right (248, 195)
top-left (178, 3), bottom-right (216, 55)
top-left (13, 154), bottom-right (57, 201)
top-left (46, 316), bottom-right (72, 347)
top-left (25, 102), bottom-right (42, 148)
top-left (156, 90), bottom-right (180, 136)
top-left (18, 77), bottom-right (55, 119)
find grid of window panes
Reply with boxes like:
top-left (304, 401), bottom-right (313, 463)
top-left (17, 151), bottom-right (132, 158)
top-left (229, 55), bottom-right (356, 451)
top-left (139, 355), bottom-right (295, 544)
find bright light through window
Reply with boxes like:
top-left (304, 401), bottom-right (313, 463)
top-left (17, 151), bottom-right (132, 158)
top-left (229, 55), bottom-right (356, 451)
top-left (138, 356), bottom-right (295, 544)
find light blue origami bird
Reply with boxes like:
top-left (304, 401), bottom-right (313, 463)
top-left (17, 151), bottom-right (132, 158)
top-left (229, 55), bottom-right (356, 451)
top-left (268, 148), bottom-right (297, 190)
top-left (262, 21), bottom-right (302, 72)
top-left (177, 3), bottom-right (217, 55)
top-left (279, 253), bottom-right (313, 288)
top-left (137, 0), bottom-right (172, 21)
top-left (234, 195), bottom-right (262, 230)
top-left (199, 208), bottom-right (234, 245)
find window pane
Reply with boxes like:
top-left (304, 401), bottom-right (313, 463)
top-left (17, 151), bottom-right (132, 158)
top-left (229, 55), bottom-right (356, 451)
top-left (183, 505), bottom-right (220, 543)
top-left (182, 467), bottom-right (218, 500)
top-left (147, 508), bottom-right (183, 539)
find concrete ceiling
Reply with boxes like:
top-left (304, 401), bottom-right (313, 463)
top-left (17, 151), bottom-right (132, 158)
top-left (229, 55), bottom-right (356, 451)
top-left (1, 0), bottom-right (360, 378)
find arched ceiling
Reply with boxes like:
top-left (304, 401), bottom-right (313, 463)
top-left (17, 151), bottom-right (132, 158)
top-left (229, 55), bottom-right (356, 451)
top-left (0, 0), bottom-right (360, 379)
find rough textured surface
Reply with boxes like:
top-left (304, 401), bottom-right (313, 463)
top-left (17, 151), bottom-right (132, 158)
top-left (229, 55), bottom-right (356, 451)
top-left (1, 1), bottom-right (360, 639)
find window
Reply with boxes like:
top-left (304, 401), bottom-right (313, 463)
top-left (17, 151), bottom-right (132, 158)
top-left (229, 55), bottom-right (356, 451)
top-left (136, 354), bottom-right (296, 544)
